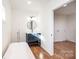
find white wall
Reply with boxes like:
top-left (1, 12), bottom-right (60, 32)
top-left (2, 0), bottom-right (12, 56)
top-left (66, 14), bottom-right (76, 42)
top-left (54, 14), bottom-right (67, 42)
top-left (11, 10), bottom-right (42, 42)
top-left (54, 14), bottom-right (76, 42)
top-left (40, 8), bottom-right (54, 55)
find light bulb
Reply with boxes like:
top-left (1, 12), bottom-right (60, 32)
top-left (27, 1), bottom-right (32, 5)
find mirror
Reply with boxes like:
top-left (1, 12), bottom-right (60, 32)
top-left (27, 16), bottom-right (37, 32)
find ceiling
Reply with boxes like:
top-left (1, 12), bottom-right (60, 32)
top-left (55, 1), bottom-right (76, 15)
top-left (10, 0), bottom-right (51, 12)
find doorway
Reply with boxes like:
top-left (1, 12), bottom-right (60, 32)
top-left (54, 1), bottom-right (76, 59)
top-left (54, 1), bottom-right (76, 42)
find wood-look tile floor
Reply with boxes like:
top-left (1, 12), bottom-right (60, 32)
top-left (30, 41), bottom-right (75, 59)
